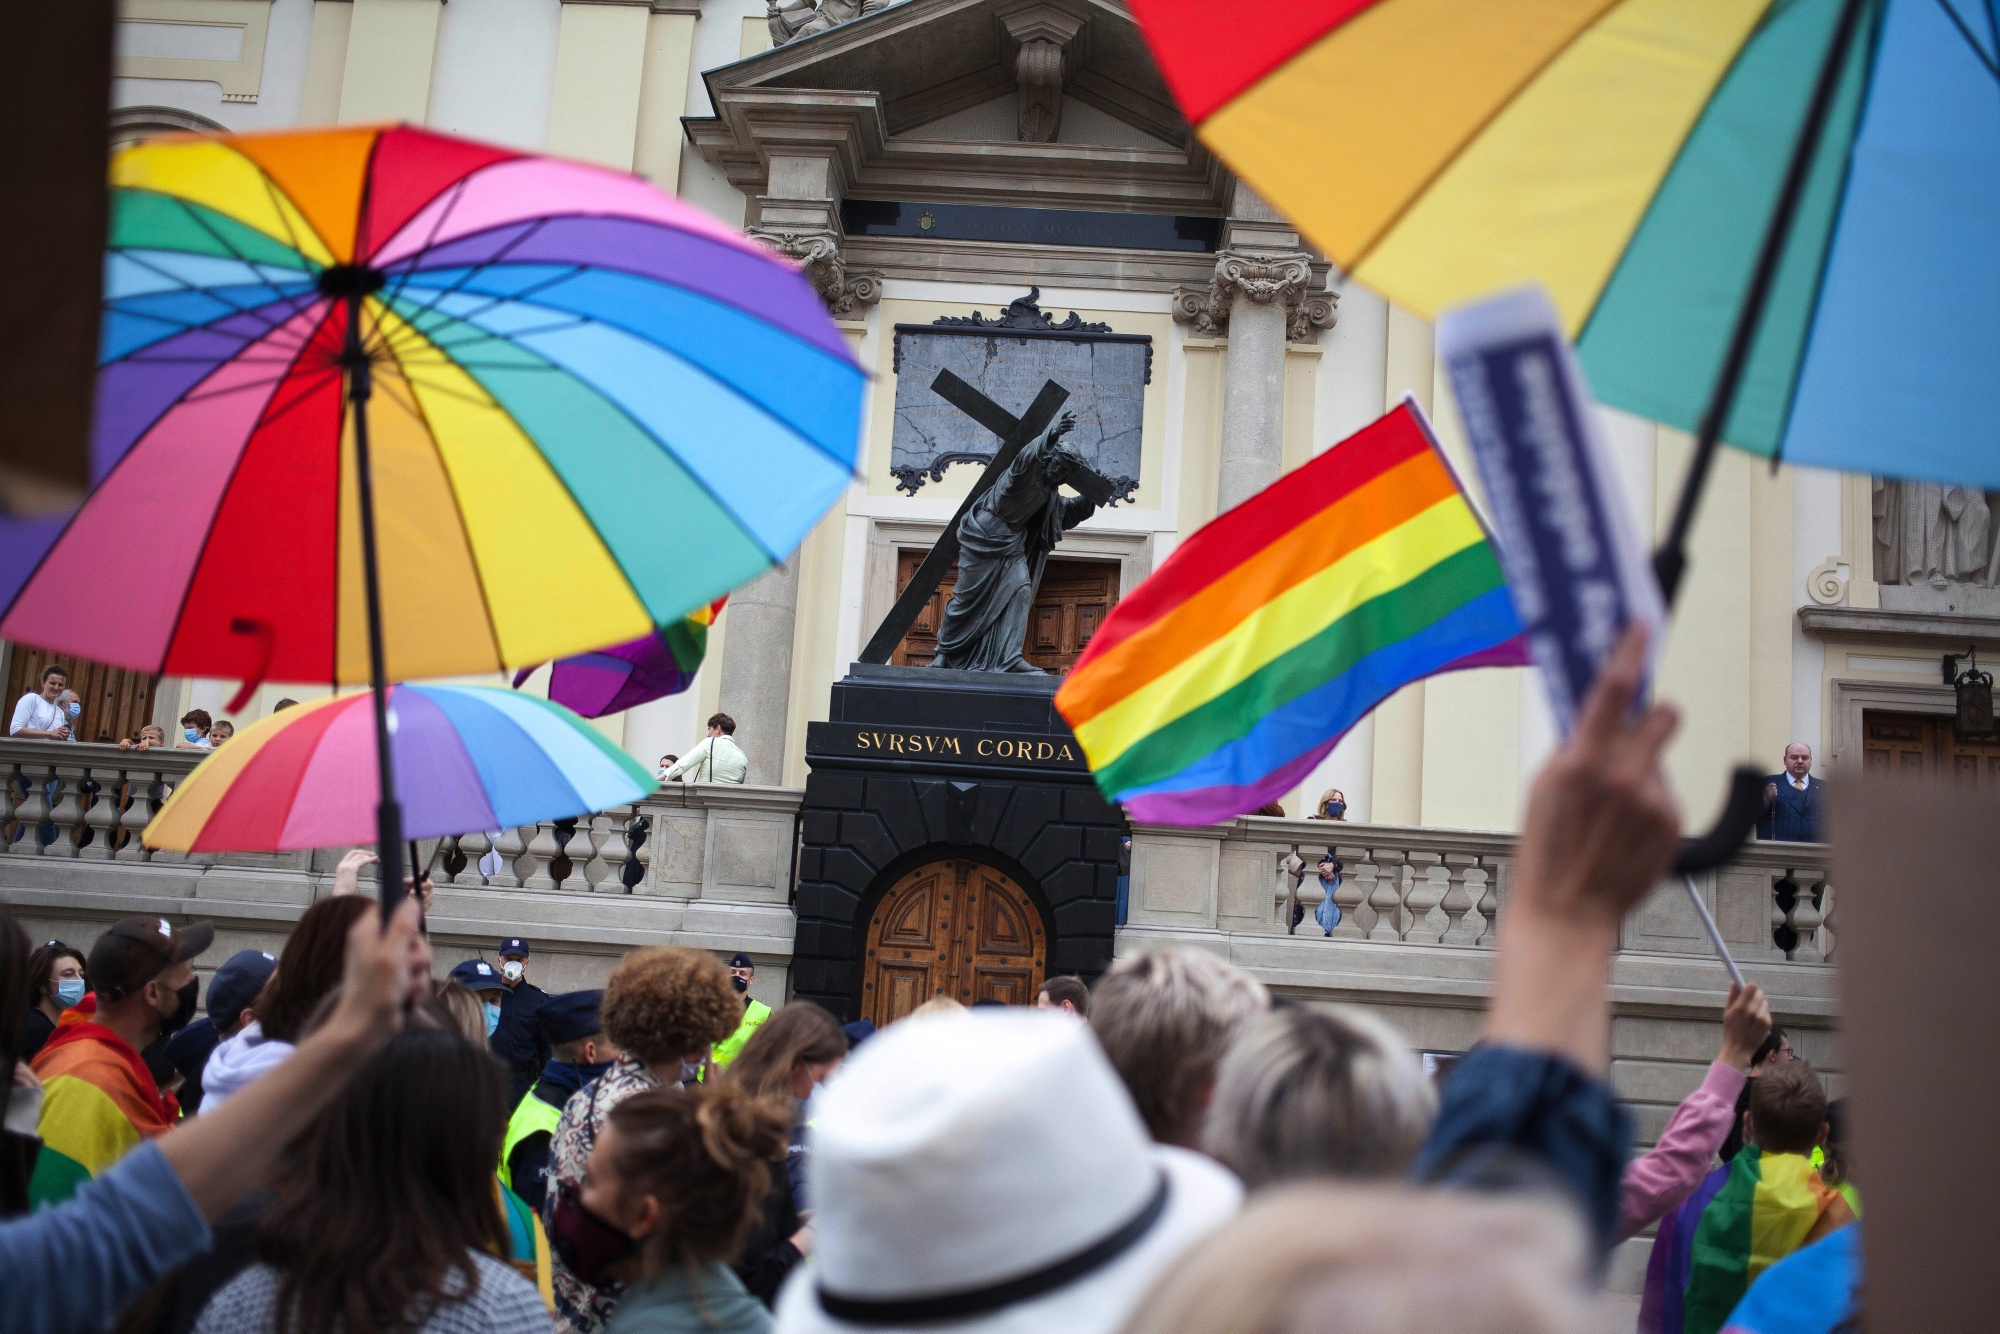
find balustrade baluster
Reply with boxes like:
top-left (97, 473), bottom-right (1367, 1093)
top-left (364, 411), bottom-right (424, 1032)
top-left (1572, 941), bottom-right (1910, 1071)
top-left (522, 822), bottom-right (561, 890)
top-left (579, 814), bottom-right (612, 890)
top-left (1367, 849), bottom-right (1406, 943)
top-left (1475, 859), bottom-right (1503, 945)
top-left (629, 816), bottom-right (652, 893)
top-left (1402, 854), bottom-right (1449, 944)
top-left (598, 811), bottom-right (633, 894)
top-left (1770, 872), bottom-right (1790, 956)
top-left (487, 827), bottom-right (525, 889)
top-left (0, 762), bottom-right (19, 854)
top-left (1439, 854), bottom-right (1482, 945)
top-left (559, 818), bottom-right (594, 890)
top-left (85, 768), bottom-right (122, 859)
top-left (47, 764), bottom-right (85, 858)
top-left (1816, 879), bottom-right (1835, 962)
top-left (14, 766), bottom-right (53, 857)
top-left (1785, 878), bottom-right (1826, 963)
top-left (458, 831), bottom-right (493, 887)
top-left (1331, 847), bottom-right (1369, 939)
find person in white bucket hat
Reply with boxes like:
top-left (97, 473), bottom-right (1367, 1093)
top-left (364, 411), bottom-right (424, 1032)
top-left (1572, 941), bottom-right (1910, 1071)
top-left (773, 1009), bottom-right (1241, 1334)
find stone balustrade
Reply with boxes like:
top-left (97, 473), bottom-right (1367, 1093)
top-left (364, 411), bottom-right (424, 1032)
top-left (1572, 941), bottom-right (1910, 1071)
top-left (0, 738), bottom-right (803, 1003)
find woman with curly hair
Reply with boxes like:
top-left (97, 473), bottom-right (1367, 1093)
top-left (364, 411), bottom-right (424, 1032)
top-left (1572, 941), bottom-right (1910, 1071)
top-left (547, 947), bottom-right (742, 1334)
top-left (553, 1083), bottom-right (789, 1334)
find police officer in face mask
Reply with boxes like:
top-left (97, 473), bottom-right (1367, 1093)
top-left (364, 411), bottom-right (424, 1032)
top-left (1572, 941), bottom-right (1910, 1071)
top-left (488, 937), bottom-right (550, 1111)
top-left (710, 952), bottom-right (770, 1069)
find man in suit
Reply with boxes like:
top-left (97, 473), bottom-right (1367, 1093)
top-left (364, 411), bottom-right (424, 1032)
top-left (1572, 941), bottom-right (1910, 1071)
top-left (1760, 742), bottom-right (1824, 842)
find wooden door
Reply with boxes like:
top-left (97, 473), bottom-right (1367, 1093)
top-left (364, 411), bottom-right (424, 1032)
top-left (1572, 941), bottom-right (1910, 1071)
top-left (1862, 710), bottom-right (2000, 789)
top-left (860, 858), bottom-right (1047, 1025)
top-left (892, 551), bottom-right (1118, 675)
top-left (4, 648), bottom-right (159, 745)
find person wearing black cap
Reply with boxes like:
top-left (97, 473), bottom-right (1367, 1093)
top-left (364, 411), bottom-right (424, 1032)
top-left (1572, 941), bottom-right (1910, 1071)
top-left (711, 953), bottom-right (770, 1069)
top-left (27, 915), bottom-right (213, 1206)
top-left (500, 989), bottom-right (617, 1214)
top-left (491, 936), bottom-right (551, 1109)
top-left (161, 948), bottom-right (276, 1116)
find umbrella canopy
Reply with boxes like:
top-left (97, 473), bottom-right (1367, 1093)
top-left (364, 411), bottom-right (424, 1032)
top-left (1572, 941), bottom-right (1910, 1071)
top-left (0, 123), bottom-right (865, 683)
top-left (1129, 0), bottom-right (2000, 489)
top-left (516, 597), bottom-right (724, 719)
top-left (145, 683), bottom-right (656, 852)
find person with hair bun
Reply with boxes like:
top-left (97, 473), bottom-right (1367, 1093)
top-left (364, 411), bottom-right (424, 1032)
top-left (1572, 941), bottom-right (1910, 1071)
top-left (553, 1083), bottom-right (789, 1334)
top-left (548, 947), bottom-right (744, 1334)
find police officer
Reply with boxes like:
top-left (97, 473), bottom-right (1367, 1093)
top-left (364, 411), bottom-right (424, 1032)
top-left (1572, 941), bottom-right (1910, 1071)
top-left (499, 990), bottom-right (614, 1213)
top-left (489, 937), bottom-right (550, 1108)
top-left (447, 958), bottom-right (508, 1035)
top-left (710, 951), bottom-right (770, 1068)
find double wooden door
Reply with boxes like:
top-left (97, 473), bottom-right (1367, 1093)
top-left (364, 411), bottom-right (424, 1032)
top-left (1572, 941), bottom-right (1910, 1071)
top-left (1862, 710), bottom-right (2000, 788)
top-left (891, 551), bottom-right (1118, 675)
top-left (4, 648), bottom-right (158, 745)
top-left (861, 859), bottom-right (1046, 1025)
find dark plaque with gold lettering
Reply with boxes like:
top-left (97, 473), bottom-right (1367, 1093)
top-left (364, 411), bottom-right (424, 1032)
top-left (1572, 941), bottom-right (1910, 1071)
top-left (808, 721), bottom-right (1088, 772)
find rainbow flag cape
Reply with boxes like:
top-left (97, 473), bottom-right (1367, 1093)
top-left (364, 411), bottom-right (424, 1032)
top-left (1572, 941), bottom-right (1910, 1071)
top-left (28, 1021), bottom-right (178, 1207)
top-left (1680, 1148), bottom-right (1840, 1334)
top-left (1055, 401), bottom-right (1526, 824)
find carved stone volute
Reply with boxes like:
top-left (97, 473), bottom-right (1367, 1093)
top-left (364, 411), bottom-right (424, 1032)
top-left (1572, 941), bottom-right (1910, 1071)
top-left (748, 225), bottom-right (882, 318)
top-left (1173, 250), bottom-right (1336, 343)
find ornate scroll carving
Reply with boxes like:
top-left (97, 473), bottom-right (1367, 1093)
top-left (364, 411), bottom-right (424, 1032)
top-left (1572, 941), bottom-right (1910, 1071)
top-left (747, 225), bottom-right (881, 318)
top-left (1016, 38), bottom-right (1065, 142)
top-left (1172, 250), bottom-right (1336, 343)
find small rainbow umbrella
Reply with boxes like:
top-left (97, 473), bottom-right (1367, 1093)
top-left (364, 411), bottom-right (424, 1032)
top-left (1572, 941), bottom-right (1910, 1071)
top-left (0, 125), bottom-right (862, 899)
top-left (144, 684), bottom-right (656, 852)
top-left (514, 597), bottom-right (725, 719)
top-left (1129, 0), bottom-right (2000, 597)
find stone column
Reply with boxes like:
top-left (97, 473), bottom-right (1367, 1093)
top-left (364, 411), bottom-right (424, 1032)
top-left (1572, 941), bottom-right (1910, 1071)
top-left (716, 556), bottom-right (799, 786)
top-left (1174, 185), bottom-right (1335, 515)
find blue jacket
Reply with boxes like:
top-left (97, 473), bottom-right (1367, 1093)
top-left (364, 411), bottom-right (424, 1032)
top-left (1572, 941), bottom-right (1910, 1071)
top-left (490, 980), bottom-right (550, 1107)
top-left (1758, 774), bottom-right (1823, 843)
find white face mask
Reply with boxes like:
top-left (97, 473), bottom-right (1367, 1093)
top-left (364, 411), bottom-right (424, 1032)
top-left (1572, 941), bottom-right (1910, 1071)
top-left (500, 959), bottom-right (525, 984)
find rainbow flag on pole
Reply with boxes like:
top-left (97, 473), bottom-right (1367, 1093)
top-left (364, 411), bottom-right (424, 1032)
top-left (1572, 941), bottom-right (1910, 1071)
top-left (1055, 400), bottom-right (1525, 824)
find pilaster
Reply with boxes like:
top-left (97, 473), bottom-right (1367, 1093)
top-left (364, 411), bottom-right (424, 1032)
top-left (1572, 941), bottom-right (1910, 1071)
top-left (337, 0), bottom-right (443, 124)
top-left (717, 556), bottom-right (802, 786)
top-left (547, 0), bottom-right (654, 169)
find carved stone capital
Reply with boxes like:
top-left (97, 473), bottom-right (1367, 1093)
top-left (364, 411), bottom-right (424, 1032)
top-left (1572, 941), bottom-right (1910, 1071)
top-left (748, 225), bottom-right (882, 318)
top-left (1173, 250), bottom-right (1337, 342)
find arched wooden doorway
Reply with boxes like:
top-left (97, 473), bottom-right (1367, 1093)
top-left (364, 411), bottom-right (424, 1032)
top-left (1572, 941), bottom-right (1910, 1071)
top-left (861, 859), bottom-right (1046, 1026)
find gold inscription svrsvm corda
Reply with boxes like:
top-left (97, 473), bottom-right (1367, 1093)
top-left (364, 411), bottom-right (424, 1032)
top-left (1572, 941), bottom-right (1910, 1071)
top-left (813, 721), bottom-right (1083, 769)
top-left (854, 731), bottom-right (963, 755)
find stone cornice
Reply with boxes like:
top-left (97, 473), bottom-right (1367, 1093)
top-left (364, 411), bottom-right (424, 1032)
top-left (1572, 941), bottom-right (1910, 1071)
top-left (1799, 605), bottom-right (2000, 646)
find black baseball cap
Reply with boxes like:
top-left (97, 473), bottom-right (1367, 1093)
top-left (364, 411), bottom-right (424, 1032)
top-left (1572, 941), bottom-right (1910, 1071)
top-left (540, 990), bottom-right (604, 1045)
top-left (499, 937), bottom-right (530, 957)
top-left (206, 949), bottom-right (277, 1023)
top-left (727, 952), bottom-right (754, 970)
top-left (88, 915), bottom-right (215, 1002)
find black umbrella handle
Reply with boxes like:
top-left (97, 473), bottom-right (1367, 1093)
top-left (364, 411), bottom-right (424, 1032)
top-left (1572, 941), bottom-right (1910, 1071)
top-left (1672, 766), bottom-right (1768, 875)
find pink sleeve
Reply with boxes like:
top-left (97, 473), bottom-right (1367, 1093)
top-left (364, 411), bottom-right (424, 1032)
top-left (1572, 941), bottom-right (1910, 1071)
top-left (1617, 1061), bottom-right (1747, 1241)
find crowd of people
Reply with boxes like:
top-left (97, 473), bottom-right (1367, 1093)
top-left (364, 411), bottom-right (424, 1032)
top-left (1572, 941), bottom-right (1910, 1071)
top-left (1, 630), bottom-right (1862, 1333)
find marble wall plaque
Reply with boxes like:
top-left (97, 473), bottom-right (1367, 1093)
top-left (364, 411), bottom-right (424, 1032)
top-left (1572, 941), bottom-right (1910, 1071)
top-left (890, 291), bottom-right (1148, 500)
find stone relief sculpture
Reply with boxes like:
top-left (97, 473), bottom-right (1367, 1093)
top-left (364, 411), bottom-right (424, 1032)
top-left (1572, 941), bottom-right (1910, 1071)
top-left (1873, 478), bottom-right (2000, 587)
top-left (931, 410), bottom-right (1097, 673)
top-left (767, 0), bottom-right (889, 46)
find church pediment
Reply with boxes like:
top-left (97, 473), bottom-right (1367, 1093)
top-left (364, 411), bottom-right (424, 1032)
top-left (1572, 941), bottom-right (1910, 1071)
top-left (686, 0), bottom-right (1226, 217)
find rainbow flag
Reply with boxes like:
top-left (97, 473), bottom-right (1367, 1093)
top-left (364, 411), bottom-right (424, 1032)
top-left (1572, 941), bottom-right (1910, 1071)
top-left (1680, 1149), bottom-right (1840, 1334)
top-left (28, 1021), bottom-right (178, 1207)
top-left (1055, 401), bottom-right (1525, 824)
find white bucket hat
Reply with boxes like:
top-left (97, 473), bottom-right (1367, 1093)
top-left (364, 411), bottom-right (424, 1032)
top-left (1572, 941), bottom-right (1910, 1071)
top-left (774, 1009), bottom-right (1242, 1334)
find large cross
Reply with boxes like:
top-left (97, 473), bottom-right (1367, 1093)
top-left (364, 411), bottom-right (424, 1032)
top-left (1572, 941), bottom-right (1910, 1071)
top-left (858, 369), bottom-right (1114, 665)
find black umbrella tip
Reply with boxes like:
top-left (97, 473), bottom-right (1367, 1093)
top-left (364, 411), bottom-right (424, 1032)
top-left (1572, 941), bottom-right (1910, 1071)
top-left (316, 264), bottom-right (387, 299)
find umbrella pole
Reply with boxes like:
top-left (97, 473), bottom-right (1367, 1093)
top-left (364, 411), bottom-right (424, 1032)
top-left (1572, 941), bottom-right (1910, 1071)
top-left (341, 287), bottom-right (408, 917)
top-left (1652, 0), bottom-right (1869, 607)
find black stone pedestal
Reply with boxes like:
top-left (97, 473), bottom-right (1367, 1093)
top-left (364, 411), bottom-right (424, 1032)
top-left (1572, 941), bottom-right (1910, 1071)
top-left (792, 664), bottom-right (1125, 1019)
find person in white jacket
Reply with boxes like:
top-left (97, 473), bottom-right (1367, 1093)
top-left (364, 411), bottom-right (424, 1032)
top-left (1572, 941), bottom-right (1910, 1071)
top-left (659, 714), bottom-right (748, 785)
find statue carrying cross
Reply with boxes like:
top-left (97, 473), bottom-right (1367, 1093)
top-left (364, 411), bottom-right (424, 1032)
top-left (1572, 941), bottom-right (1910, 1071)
top-left (859, 371), bottom-right (1116, 673)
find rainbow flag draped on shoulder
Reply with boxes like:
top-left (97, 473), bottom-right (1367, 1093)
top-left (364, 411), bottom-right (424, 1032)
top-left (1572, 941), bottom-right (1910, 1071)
top-left (29, 1019), bottom-right (180, 1207)
top-left (1056, 401), bottom-right (1526, 824)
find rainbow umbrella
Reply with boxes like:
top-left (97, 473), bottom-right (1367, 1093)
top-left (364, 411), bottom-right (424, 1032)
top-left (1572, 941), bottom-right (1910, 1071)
top-left (514, 597), bottom-right (725, 719)
top-left (144, 684), bottom-right (656, 852)
top-left (1130, 0), bottom-right (2000, 597)
top-left (0, 124), bottom-right (862, 900)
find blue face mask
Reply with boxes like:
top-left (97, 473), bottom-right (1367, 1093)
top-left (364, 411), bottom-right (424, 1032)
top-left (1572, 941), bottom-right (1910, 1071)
top-left (1324, 801), bottom-right (1346, 819)
top-left (64, 702), bottom-right (80, 719)
top-left (483, 1001), bottom-right (502, 1037)
top-left (55, 978), bottom-right (85, 1008)
top-left (185, 727), bottom-right (205, 743)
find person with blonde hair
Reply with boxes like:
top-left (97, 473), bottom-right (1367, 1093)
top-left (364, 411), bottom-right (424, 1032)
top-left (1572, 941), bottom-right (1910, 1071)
top-left (1115, 1183), bottom-right (1594, 1334)
top-left (1201, 1005), bottom-right (1436, 1188)
top-left (548, 948), bottom-right (743, 1334)
top-left (1087, 947), bottom-right (1269, 1148)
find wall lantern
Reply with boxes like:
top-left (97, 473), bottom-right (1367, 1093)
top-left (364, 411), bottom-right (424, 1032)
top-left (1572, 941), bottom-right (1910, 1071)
top-left (1944, 646), bottom-right (1997, 740)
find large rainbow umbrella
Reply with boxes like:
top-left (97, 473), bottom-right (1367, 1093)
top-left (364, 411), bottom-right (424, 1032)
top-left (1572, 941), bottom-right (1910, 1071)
top-left (514, 597), bottom-right (725, 719)
top-left (0, 125), bottom-right (863, 900)
top-left (1130, 0), bottom-right (2000, 595)
top-left (144, 685), bottom-right (656, 852)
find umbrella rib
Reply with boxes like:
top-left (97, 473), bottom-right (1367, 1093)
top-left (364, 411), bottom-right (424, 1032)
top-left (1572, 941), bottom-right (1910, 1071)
top-left (240, 148), bottom-right (341, 270)
top-left (1935, 0), bottom-right (2000, 78)
top-left (391, 261), bottom-right (592, 332)
top-left (373, 217), bottom-right (557, 345)
top-left (110, 250), bottom-right (311, 339)
top-left (157, 196), bottom-right (326, 331)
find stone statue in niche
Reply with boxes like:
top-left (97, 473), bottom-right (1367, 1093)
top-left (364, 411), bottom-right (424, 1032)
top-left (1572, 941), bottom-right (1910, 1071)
top-left (932, 410), bottom-right (1096, 672)
top-left (1872, 478), bottom-right (2000, 588)
top-left (766, 0), bottom-right (886, 46)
